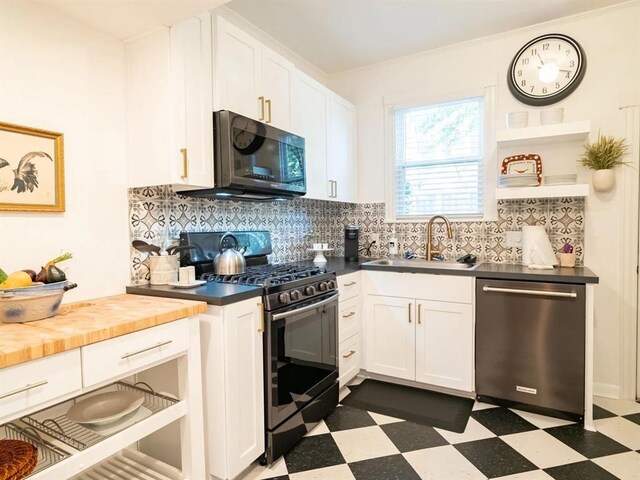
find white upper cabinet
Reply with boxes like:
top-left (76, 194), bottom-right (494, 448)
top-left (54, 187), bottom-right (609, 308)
top-left (127, 13), bottom-right (214, 189)
top-left (214, 15), bottom-right (293, 130)
top-left (327, 95), bottom-right (357, 202)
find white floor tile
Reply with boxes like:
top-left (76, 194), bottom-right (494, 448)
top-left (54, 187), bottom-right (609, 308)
top-left (593, 451), bottom-right (640, 480)
top-left (368, 411), bottom-right (404, 425)
top-left (509, 409), bottom-right (575, 429)
top-left (501, 429), bottom-right (586, 469)
top-left (435, 417), bottom-right (496, 444)
top-left (339, 387), bottom-right (350, 402)
top-left (331, 426), bottom-right (399, 463)
top-left (289, 464), bottom-right (356, 480)
top-left (305, 420), bottom-right (330, 437)
top-left (347, 376), bottom-right (365, 386)
top-left (473, 401), bottom-right (499, 411)
top-left (241, 457), bottom-right (288, 480)
top-left (594, 396), bottom-right (640, 416)
top-left (594, 416), bottom-right (640, 450)
top-left (493, 470), bottom-right (554, 480)
top-left (404, 445), bottom-right (486, 480)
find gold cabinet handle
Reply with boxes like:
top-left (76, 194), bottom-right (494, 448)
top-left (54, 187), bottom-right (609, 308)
top-left (180, 148), bottom-right (188, 179)
top-left (257, 303), bottom-right (264, 333)
top-left (408, 303), bottom-right (412, 323)
top-left (122, 340), bottom-right (172, 360)
top-left (265, 99), bottom-right (272, 123)
top-left (342, 350), bottom-right (356, 359)
top-left (342, 311), bottom-right (356, 318)
top-left (344, 282), bottom-right (357, 287)
top-left (258, 96), bottom-right (265, 121)
top-left (417, 304), bottom-right (422, 325)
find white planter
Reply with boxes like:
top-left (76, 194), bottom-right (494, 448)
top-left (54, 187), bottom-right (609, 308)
top-left (592, 169), bottom-right (615, 193)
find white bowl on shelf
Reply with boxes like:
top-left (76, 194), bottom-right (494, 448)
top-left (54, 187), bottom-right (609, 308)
top-left (540, 108), bottom-right (564, 125)
top-left (506, 111), bottom-right (529, 129)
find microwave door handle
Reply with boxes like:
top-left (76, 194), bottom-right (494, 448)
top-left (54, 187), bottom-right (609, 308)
top-left (271, 293), bottom-right (339, 321)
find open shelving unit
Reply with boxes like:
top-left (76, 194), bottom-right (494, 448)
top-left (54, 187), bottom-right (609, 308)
top-left (496, 183), bottom-right (590, 200)
top-left (497, 120), bottom-right (591, 147)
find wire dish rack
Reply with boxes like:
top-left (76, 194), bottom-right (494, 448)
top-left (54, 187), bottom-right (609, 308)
top-left (0, 423), bottom-right (69, 477)
top-left (72, 449), bottom-right (182, 480)
top-left (21, 382), bottom-right (178, 451)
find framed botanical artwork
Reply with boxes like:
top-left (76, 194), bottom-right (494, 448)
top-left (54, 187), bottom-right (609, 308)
top-left (0, 121), bottom-right (65, 212)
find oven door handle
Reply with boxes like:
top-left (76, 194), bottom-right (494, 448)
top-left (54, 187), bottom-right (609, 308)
top-left (271, 293), bottom-right (340, 320)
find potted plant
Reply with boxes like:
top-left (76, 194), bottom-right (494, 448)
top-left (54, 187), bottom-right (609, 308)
top-left (578, 132), bottom-right (630, 193)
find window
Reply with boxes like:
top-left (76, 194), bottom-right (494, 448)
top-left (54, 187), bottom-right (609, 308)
top-left (390, 96), bottom-right (485, 220)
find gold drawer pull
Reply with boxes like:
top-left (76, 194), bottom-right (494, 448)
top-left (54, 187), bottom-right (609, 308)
top-left (265, 99), bottom-right (272, 123)
top-left (180, 148), bottom-right (188, 179)
top-left (343, 282), bottom-right (357, 287)
top-left (418, 304), bottom-right (422, 325)
top-left (258, 96), bottom-right (265, 121)
top-left (342, 311), bottom-right (356, 318)
top-left (342, 350), bottom-right (356, 359)
top-left (257, 302), bottom-right (264, 333)
top-left (0, 380), bottom-right (48, 400)
top-left (122, 340), bottom-right (172, 360)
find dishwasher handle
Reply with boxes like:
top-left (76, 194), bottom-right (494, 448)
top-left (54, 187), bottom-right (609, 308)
top-left (482, 285), bottom-right (577, 298)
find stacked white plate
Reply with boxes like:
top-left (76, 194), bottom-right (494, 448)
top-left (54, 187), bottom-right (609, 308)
top-left (498, 173), bottom-right (539, 188)
top-left (544, 174), bottom-right (577, 186)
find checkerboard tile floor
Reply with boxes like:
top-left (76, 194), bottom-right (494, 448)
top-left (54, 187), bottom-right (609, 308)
top-left (242, 387), bottom-right (640, 480)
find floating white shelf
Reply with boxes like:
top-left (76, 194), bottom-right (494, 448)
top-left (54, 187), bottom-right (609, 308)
top-left (497, 120), bottom-right (591, 146)
top-left (496, 183), bottom-right (590, 200)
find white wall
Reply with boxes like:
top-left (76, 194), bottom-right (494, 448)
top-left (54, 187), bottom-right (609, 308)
top-left (329, 2), bottom-right (640, 397)
top-left (0, 0), bottom-right (129, 301)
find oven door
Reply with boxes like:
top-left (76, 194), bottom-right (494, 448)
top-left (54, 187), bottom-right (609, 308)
top-left (265, 292), bottom-right (339, 429)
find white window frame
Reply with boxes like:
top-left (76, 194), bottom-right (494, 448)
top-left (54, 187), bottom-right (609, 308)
top-left (384, 86), bottom-right (497, 222)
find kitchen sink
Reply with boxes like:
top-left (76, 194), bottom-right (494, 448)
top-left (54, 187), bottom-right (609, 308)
top-left (362, 258), bottom-right (481, 270)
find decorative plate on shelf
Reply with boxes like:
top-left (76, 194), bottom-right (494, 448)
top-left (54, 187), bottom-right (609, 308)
top-left (501, 154), bottom-right (542, 185)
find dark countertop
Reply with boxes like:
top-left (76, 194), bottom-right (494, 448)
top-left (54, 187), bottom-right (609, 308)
top-left (126, 257), bottom-right (598, 305)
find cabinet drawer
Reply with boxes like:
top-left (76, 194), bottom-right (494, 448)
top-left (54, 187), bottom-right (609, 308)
top-left (0, 350), bottom-right (81, 422)
top-left (364, 271), bottom-right (473, 304)
top-left (338, 272), bottom-right (361, 301)
top-left (339, 335), bottom-right (360, 388)
top-left (81, 319), bottom-right (189, 387)
top-left (339, 297), bottom-right (360, 343)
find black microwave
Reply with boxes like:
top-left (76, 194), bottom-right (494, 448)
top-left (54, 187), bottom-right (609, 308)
top-left (182, 110), bottom-right (306, 201)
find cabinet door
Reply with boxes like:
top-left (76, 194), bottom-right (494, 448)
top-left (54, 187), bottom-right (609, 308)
top-left (365, 296), bottom-right (415, 380)
top-left (262, 46), bottom-right (293, 130)
top-left (292, 73), bottom-right (329, 200)
top-left (223, 300), bottom-right (265, 479)
top-left (214, 15), bottom-right (262, 120)
top-left (415, 300), bottom-right (473, 391)
top-left (172, 13), bottom-right (214, 189)
top-left (327, 95), bottom-right (357, 202)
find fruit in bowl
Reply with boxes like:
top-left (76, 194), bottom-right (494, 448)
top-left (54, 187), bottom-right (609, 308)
top-left (0, 270), bottom-right (33, 289)
top-left (0, 252), bottom-right (73, 291)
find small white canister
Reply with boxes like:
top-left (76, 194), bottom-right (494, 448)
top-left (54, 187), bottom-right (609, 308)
top-left (149, 254), bottom-right (179, 285)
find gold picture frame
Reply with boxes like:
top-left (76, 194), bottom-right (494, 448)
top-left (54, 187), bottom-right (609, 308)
top-left (0, 121), bottom-right (65, 212)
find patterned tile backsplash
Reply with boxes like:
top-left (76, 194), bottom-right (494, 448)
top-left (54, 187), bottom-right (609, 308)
top-left (129, 186), bottom-right (584, 282)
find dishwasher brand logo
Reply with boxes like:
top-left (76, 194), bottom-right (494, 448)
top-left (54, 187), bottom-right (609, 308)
top-left (516, 385), bottom-right (537, 395)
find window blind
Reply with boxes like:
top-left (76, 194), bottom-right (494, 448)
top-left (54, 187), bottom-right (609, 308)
top-left (393, 96), bottom-right (484, 219)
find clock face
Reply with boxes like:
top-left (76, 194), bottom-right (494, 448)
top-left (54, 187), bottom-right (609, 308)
top-left (231, 116), bottom-right (266, 155)
top-left (507, 33), bottom-right (586, 106)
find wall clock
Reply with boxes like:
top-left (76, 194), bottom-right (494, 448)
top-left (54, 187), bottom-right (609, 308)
top-left (507, 33), bottom-right (586, 106)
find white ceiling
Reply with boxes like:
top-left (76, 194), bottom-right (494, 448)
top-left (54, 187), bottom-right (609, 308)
top-left (227, 0), bottom-right (630, 73)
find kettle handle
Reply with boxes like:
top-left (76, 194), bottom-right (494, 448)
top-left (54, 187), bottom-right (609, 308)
top-left (219, 232), bottom-right (239, 252)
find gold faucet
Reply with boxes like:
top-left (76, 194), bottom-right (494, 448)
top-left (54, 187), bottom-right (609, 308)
top-left (426, 215), bottom-right (453, 260)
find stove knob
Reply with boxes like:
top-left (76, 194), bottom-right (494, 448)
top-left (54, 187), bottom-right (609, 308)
top-left (304, 286), bottom-right (316, 296)
top-left (327, 280), bottom-right (337, 290)
top-left (279, 292), bottom-right (291, 304)
top-left (290, 290), bottom-right (302, 301)
top-left (318, 282), bottom-right (328, 292)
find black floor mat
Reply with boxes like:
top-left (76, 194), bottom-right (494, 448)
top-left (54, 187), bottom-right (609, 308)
top-left (341, 379), bottom-right (473, 433)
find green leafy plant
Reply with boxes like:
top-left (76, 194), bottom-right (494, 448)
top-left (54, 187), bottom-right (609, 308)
top-left (578, 133), bottom-right (630, 170)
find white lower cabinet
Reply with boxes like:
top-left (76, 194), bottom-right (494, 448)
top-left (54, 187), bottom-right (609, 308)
top-left (364, 273), bottom-right (474, 393)
top-left (200, 298), bottom-right (264, 480)
top-left (339, 334), bottom-right (360, 388)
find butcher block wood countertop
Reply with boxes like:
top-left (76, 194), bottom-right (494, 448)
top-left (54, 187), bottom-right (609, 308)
top-left (0, 294), bottom-right (207, 369)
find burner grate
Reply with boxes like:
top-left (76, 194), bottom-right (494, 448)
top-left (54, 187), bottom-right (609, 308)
top-left (204, 264), bottom-right (327, 287)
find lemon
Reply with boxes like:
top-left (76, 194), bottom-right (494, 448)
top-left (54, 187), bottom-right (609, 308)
top-left (0, 271), bottom-right (33, 289)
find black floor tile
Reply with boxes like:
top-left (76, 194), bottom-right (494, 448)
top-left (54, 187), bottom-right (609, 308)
top-left (544, 460), bottom-right (619, 480)
top-left (349, 454), bottom-right (421, 480)
top-left (623, 412), bottom-right (640, 426)
top-left (454, 437), bottom-right (538, 478)
top-left (545, 424), bottom-right (630, 459)
top-left (263, 477), bottom-right (289, 480)
top-left (471, 407), bottom-right (538, 436)
top-left (324, 405), bottom-right (377, 432)
top-left (593, 405), bottom-right (617, 420)
top-left (380, 421), bottom-right (448, 453)
top-left (283, 433), bottom-right (346, 474)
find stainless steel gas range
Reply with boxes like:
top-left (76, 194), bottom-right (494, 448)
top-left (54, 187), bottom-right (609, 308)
top-left (180, 231), bottom-right (339, 464)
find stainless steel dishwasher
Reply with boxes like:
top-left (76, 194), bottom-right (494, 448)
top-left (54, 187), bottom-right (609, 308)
top-left (476, 279), bottom-right (585, 417)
